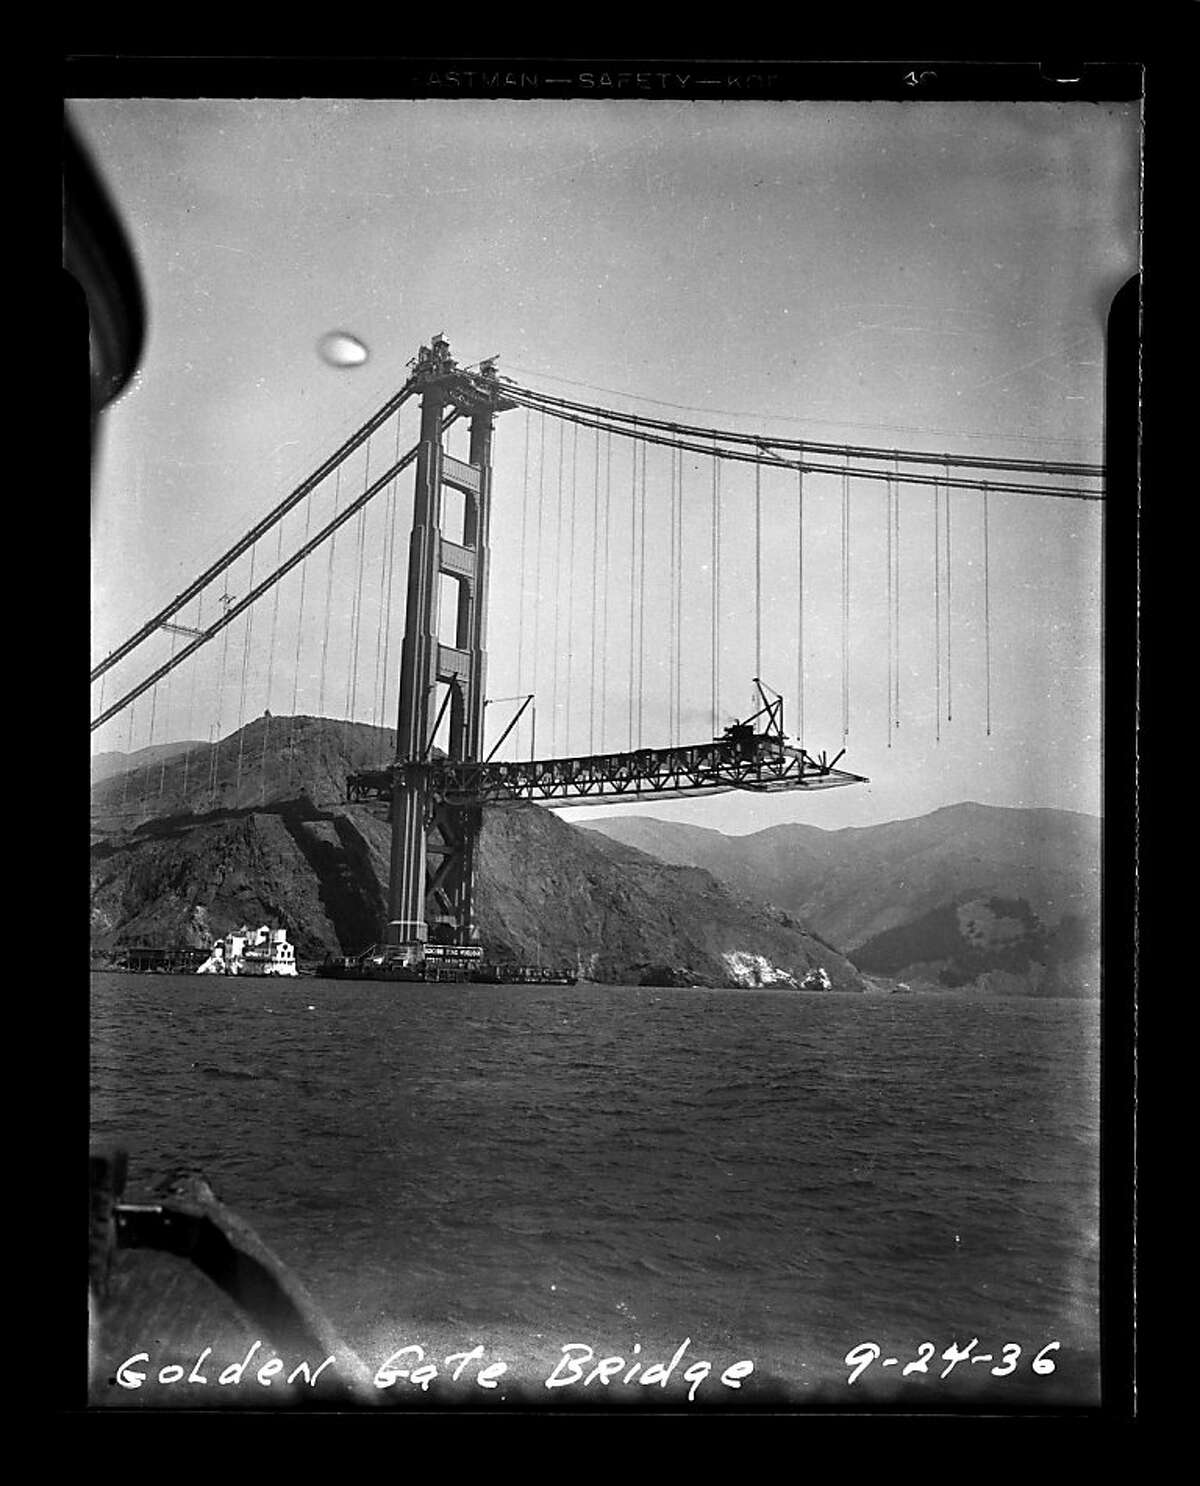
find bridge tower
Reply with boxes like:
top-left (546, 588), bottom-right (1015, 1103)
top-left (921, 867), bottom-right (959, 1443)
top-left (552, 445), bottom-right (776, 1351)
top-left (384, 337), bottom-right (515, 959)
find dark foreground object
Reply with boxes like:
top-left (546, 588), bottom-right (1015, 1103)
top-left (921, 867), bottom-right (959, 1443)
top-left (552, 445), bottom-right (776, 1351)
top-left (88, 1150), bottom-right (378, 1407)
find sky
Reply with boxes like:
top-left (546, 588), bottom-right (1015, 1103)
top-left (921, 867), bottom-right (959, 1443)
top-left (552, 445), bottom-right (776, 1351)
top-left (80, 97), bottom-right (1139, 833)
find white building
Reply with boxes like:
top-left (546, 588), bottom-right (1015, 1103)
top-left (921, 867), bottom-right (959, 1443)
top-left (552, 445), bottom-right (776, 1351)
top-left (197, 924), bottom-right (298, 977)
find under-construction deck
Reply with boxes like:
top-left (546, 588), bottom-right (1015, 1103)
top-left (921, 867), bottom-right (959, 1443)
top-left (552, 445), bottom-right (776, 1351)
top-left (347, 724), bottom-right (866, 810)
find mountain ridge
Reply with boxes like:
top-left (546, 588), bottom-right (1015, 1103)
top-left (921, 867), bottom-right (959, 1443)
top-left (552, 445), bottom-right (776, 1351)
top-left (581, 803), bottom-right (1100, 996)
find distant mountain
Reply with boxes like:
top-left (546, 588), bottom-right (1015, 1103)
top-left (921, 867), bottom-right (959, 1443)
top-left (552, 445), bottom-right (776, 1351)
top-left (90, 738), bottom-right (207, 785)
top-left (89, 717), bottom-right (865, 990)
top-left (582, 804), bottom-right (1101, 996)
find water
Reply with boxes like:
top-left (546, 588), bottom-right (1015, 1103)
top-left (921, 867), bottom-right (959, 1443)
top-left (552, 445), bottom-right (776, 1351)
top-left (90, 974), bottom-right (1100, 1409)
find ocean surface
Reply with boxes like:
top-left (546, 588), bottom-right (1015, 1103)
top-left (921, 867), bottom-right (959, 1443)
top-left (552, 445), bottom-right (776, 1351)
top-left (89, 974), bottom-right (1101, 1410)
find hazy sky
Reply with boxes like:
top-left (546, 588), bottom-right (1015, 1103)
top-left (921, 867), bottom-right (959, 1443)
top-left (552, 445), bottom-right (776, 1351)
top-left (81, 97), bottom-right (1138, 832)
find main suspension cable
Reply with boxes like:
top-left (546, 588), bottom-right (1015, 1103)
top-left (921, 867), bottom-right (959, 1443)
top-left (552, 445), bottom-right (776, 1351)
top-left (91, 378), bottom-right (416, 682)
top-left (504, 381), bottom-right (1103, 478)
top-left (503, 394), bottom-right (1102, 501)
top-left (91, 442), bottom-right (426, 735)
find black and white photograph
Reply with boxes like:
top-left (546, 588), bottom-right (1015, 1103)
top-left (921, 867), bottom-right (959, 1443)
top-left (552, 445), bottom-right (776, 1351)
top-left (79, 61), bottom-right (1140, 1412)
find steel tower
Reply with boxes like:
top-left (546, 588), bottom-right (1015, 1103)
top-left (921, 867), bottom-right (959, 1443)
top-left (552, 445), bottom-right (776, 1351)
top-left (383, 337), bottom-right (515, 959)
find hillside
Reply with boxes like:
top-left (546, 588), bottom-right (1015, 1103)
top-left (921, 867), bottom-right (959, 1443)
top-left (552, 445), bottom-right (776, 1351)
top-left (583, 804), bottom-right (1101, 996)
top-left (90, 716), bottom-right (865, 991)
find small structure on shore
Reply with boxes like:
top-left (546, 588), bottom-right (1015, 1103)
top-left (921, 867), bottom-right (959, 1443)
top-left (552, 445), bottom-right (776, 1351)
top-left (197, 925), bottom-right (298, 977)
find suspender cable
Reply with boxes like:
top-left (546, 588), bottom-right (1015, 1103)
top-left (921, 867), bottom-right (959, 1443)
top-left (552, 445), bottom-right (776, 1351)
top-left (261, 518), bottom-right (284, 800)
top-left (638, 435), bottom-right (648, 749)
top-left (181, 595), bottom-right (201, 799)
top-left (796, 467), bottom-right (804, 748)
top-left (209, 589), bottom-right (234, 801)
top-left (712, 442), bottom-right (721, 734)
top-left (945, 458), bottom-right (953, 724)
top-left (347, 440), bottom-right (372, 722)
top-left (894, 454), bottom-right (901, 732)
top-left (675, 447), bottom-right (684, 747)
top-left (290, 490), bottom-right (313, 778)
top-left (669, 442), bottom-right (678, 744)
top-left (377, 415), bottom-right (403, 737)
top-left (601, 428), bottom-right (612, 752)
top-left (754, 455), bottom-right (763, 680)
top-left (317, 468), bottom-right (340, 717)
top-left (234, 543), bottom-right (258, 795)
top-left (122, 701), bottom-right (135, 807)
top-left (551, 418), bottom-right (566, 754)
top-left (91, 379), bottom-right (417, 683)
top-left (566, 420), bottom-right (579, 755)
top-left (628, 433), bottom-right (638, 751)
top-left (842, 462), bottom-right (851, 742)
top-left (142, 680), bottom-right (159, 805)
top-left (934, 478), bottom-right (942, 745)
top-left (154, 628), bottom-right (178, 799)
top-left (532, 409), bottom-right (546, 731)
top-left (886, 474), bottom-right (893, 748)
top-left (983, 481), bottom-right (992, 736)
top-left (517, 406), bottom-right (531, 695)
top-left (371, 427), bottom-right (397, 730)
top-left (589, 424), bottom-right (600, 754)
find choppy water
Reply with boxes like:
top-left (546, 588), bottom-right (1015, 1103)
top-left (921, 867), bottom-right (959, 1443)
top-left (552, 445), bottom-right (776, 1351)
top-left (90, 974), bottom-right (1100, 1409)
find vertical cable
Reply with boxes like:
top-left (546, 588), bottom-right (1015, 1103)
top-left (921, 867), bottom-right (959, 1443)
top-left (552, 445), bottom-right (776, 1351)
top-left (754, 454), bottom-right (763, 679)
top-left (669, 442), bottom-right (678, 744)
top-left (181, 594), bottom-right (202, 800)
top-left (210, 589), bottom-right (234, 803)
top-left (261, 518), bottom-right (285, 800)
top-left (317, 467), bottom-right (340, 716)
top-left (377, 415), bottom-right (403, 740)
top-left (122, 700), bottom-right (136, 808)
top-left (290, 489), bottom-right (313, 781)
top-left (893, 454), bottom-right (901, 733)
top-left (371, 432), bottom-right (396, 731)
top-left (566, 420), bottom-right (579, 755)
top-left (796, 466), bottom-right (804, 747)
top-left (589, 424), bottom-right (600, 754)
top-left (842, 461), bottom-right (851, 741)
top-left (601, 428), bottom-right (612, 752)
top-left (532, 410), bottom-right (546, 739)
top-left (712, 443), bottom-right (721, 733)
top-left (886, 474), bottom-right (893, 748)
top-left (933, 475), bottom-right (942, 745)
top-left (983, 481), bottom-right (992, 737)
top-left (551, 418), bottom-right (565, 754)
top-left (638, 434), bottom-right (648, 748)
top-left (517, 406), bottom-right (531, 695)
top-left (142, 678), bottom-right (159, 806)
top-left (945, 458), bottom-right (953, 724)
top-left (347, 439), bottom-right (372, 722)
top-left (675, 447), bottom-right (684, 747)
top-left (154, 628), bottom-right (178, 799)
top-left (627, 433), bottom-right (637, 751)
top-left (234, 544), bottom-right (258, 795)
